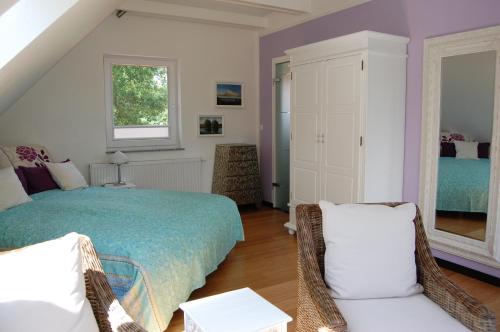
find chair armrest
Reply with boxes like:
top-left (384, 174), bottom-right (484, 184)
top-left (414, 225), bottom-right (496, 331)
top-left (420, 265), bottom-right (495, 331)
top-left (296, 205), bottom-right (347, 332)
top-left (79, 236), bottom-right (147, 332)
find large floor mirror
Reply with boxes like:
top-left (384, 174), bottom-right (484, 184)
top-left (420, 26), bottom-right (500, 268)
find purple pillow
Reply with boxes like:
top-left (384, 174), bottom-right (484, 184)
top-left (14, 168), bottom-right (29, 193)
top-left (19, 166), bottom-right (59, 195)
top-left (440, 142), bottom-right (456, 157)
top-left (478, 143), bottom-right (490, 159)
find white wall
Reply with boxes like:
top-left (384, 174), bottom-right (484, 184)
top-left (440, 51), bottom-right (496, 142)
top-left (0, 14), bottom-right (260, 192)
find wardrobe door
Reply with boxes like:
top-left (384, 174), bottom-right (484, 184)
top-left (321, 55), bottom-right (362, 203)
top-left (290, 62), bottom-right (322, 212)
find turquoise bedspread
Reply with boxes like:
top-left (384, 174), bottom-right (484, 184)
top-left (0, 187), bottom-right (244, 332)
top-left (437, 157), bottom-right (490, 213)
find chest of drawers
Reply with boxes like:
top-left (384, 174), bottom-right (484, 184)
top-left (212, 144), bottom-right (262, 205)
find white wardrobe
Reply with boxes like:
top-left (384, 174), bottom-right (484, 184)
top-left (284, 31), bottom-right (409, 234)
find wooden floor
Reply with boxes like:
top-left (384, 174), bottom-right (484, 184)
top-left (166, 207), bottom-right (499, 331)
top-left (436, 212), bottom-right (487, 241)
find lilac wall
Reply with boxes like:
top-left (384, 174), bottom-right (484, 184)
top-left (260, 0), bottom-right (500, 277)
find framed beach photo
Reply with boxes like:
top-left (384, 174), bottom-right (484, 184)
top-left (216, 82), bottom-right (243, 108)
top-left (198, 115), bottom-right (224, 136)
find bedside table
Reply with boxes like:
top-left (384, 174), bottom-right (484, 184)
top-left (180, 288), bottom-right (292, 332)
top-left (103, 182), bottom-right (136, 189)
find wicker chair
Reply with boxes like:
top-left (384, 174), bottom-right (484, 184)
top-left (80, 236), bottom-right (147, 332)
top-left (296, 203), bottom-right (496, 332)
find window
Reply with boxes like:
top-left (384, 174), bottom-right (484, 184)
top-left (104, 55), bottom-right (180, 151)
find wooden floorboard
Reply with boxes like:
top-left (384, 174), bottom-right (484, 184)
top-left (165, 207), bottom-right (499, 331)
top-left (436, 212), bottom-right (486, 241)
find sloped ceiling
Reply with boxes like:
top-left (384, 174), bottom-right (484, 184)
top-left (0, 0), bottom-right (122, 114)
top-left (0, 0), bottom-right (367, 115)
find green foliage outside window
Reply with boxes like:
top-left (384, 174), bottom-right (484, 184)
top-left (112, 65), bottom-right (168, 127)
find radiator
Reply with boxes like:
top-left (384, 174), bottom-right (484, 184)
top-left (90, 158), bottom-right (203, 192)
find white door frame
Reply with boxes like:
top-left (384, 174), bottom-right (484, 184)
top-left (271, 55), bottom-right (291, 207)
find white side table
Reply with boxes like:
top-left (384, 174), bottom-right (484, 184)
top-left (179, 288), bottom-right (292, 332)
top-left (102, 182), bottom-right (136, 189)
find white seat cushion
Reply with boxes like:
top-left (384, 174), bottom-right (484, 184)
top-left (336, 294), bottom-right (471, 332)
top-left (0, 233), bottom-right (99, 332)
top-left (320, 201), bottom-right (423, 299)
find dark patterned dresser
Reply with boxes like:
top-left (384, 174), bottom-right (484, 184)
top-left (212, 144), bottom-right (262, 205)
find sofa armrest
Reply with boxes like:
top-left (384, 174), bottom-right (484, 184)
top-left (79, 236), bottom-right (147, 332)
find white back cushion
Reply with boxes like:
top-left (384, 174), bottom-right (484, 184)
top-left (0, 233), bottom-right (99, 332)
top-left (45, 161), bottom-right (88, 191)
top-left (336, 294), bottom-right (470, 332)
top-left (320, 201), bottom-right (423, 299)
top-left (0, 166), bottom-right (31, 211)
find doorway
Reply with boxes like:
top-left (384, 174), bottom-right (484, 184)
top-left (272, 59), bottom-right (291, 212)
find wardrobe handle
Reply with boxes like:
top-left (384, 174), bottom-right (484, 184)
top-left (316, 134), bottom-right (321, 143)
top-left (321, 134), bottom-right (325, 143)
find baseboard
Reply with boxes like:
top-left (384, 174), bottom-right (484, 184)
top-left (261, 201), bottom-right (273, 207)
top-left (435, 258), bottom-right (500, 286)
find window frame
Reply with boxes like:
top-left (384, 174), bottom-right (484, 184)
top-left (104, 54), bottom-right (180, 152)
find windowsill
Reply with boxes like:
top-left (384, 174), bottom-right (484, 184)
top-left (106, 146), bottom-right (185, 153)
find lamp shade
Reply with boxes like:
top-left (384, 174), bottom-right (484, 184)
top-left (110, 151), bottom-right (129, 165)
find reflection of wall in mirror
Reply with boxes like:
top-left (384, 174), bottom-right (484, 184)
top-left (440, 51), bottom-right (496, 142)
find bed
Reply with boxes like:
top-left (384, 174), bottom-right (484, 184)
top-left (437, 157), bottom-right (490, 213)
top-left (0, 187), bottom-right (244, 332)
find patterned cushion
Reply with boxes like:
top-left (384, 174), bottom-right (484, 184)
top-left (440, 132), bottom-right (466, 143)
top-left (0, 145), bottom-right (52, 169)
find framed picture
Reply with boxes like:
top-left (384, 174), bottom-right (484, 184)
top-left (216, 82), bottom-right (243, 108)
top-left (198, 115), bottom-right (224, 136)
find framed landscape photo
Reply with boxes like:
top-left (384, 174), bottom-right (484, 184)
top-left (216, 82), bottom-right (243, 108)
top-left (198, 115), bottom-right (224, 136)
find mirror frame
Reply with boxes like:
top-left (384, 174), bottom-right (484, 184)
top-left (420, 25), bottom-right (500, 268)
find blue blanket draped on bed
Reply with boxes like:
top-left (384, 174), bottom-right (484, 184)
top-left (437, 157), bottom-right (490, 213)
top-left (0, 187), bottom-right (244, 332)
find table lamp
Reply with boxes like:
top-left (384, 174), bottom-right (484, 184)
top-left (110, 151), bottom-right (129, 184)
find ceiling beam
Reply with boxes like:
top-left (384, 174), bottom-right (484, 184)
top-left (120, 0), bottom-right (269, 29)
top-left (215, 0), bottom-right (311, 14)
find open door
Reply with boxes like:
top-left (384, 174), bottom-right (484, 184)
top-left (273, 61), bottom-right (291, 212)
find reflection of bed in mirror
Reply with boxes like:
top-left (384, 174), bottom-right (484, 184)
top-left (437, 157), bottom-right (490, 214)
top-left (433, 49), bottom-right (496, 243)
top-left (436, 156), bottom-right (489, 240)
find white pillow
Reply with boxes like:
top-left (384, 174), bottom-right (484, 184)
top-left (319, 201), bottom-right (423, 299)
top-left (0, 166), bottom-right (32, 211)
top-left (45, 161), bottom-right (88, 190)
top-left (455, 141), bottom-right (479, 159)
top-left (0, 233), bottom-right (99, 332)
